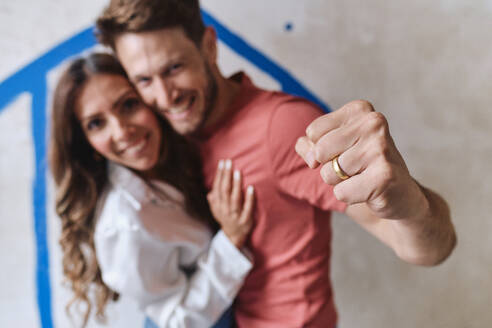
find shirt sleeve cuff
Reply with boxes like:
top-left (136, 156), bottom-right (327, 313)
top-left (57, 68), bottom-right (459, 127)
top-left (200, 230), bottom-right (254, 301)
top-left (213, 230), bottom-right (253, 275)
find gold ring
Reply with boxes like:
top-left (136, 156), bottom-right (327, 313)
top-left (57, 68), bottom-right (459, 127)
top-left (332, 155), bottom-right (350, 180)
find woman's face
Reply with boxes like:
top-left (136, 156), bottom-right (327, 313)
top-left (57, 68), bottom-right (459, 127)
top-left (75, 73), bottom-right (162, 172)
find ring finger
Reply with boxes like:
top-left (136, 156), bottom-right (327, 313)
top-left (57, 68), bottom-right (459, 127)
top-left (319, 141), bottom-right (368, 185)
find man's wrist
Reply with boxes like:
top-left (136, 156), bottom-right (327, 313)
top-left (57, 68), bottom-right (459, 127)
top-left (394, 179), bottom-right (432, 225)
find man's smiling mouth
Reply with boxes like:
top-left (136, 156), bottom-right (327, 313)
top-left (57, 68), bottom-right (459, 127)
top-left (165, 94), bottom-right (196, 120)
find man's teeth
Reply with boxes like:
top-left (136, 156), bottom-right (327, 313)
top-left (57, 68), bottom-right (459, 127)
top-left (168, 96), bottom-right (193, 114)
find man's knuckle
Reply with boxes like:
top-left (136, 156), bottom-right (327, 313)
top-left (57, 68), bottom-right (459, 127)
top-left (378, 162), bottom-right (394, 188)
top-left (356, 99), bottom-right (374, 111)
top-left (347, 100), bottom-right (366, 115)
top-left (372, 136), bottom-right (390, 158)
top-left (305, 118), bottom-right (319, 137)
top-left (364, 111), bottom-right (387, 133)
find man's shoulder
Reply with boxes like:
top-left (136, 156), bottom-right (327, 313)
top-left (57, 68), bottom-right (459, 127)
top-left (244, 86), bottom-right (322, 120)
top-left (235, 73), bottom-right (314, 113)
top-left (263, 92), bottom-right (324, 129)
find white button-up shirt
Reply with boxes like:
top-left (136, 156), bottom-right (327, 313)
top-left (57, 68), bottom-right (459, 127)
top-left (94, 163), bottom-right (253, 327)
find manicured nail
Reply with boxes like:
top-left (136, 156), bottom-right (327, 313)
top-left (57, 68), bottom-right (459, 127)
top-left (225, 159), bottom-right (232, 170)
top-left (247, 185), bottom-right (254, 194)
top-left (218, 160), bottom-right (224, 169)
top-left (234, 170), bottom-right (241, 180)
top-left (306, 150), bottom-right (316, 168)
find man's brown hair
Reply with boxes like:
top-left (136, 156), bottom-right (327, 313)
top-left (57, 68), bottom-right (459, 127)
top-left (96, 0), bottom-right (206, 49)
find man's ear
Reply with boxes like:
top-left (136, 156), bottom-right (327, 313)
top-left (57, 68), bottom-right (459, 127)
top-left (200, 26), bottom-right (217, 64)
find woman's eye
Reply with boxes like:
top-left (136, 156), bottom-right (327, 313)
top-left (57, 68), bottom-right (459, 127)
top-left (87, 118), bottom-right (104, 131)
top-left (121, 98), bottom-right (140, 113)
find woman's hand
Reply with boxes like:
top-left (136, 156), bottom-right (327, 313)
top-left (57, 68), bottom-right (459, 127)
top-left (207, 159), bottom-right (255, 248)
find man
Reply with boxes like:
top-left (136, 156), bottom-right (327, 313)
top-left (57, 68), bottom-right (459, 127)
top-left (96, 1), bottom-right (456, 327)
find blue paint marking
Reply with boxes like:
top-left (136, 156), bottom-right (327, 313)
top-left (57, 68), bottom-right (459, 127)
top-left (0, 27), bottom-right (97, 112)
top-left (201, 10), bottom-right (330, 112)
top-left (32, 76), bottom-right (52, 328)
top-left (285, 22), bottom-right (294, 31)
top-left (0, 27), bottom-right (97, 328)
top-left (0, 9), bottom-right (330, 328)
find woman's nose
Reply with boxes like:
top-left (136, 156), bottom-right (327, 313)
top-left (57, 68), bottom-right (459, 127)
top-left (111, 117), bottom-right (133, 142)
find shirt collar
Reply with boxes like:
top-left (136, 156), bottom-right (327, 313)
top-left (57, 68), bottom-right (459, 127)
top-left (198, 72), bottom-right (257, 139)
top-left (107, 162), bottom-right (150, 205)
top-left (107, 162), bottom-right (185, 207)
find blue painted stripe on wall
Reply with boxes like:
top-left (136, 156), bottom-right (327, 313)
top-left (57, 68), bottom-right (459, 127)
top-left (32, 76), bottom-right (52, 328)
top-left (200, 9), bottom-right (331, 112)
top-left (0, 27), bottom-right (97, 328)
top-left (0, 27), bottom-right (97, 112)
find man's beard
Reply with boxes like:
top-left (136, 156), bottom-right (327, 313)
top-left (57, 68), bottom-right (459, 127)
top-left (190, 60), bottom-right (218, 137)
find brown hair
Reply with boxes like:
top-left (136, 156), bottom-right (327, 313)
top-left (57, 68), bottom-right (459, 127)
top-left (96, 0), bottom-right (205, 49)
top-left (49, 52), bottom-right (216, 326)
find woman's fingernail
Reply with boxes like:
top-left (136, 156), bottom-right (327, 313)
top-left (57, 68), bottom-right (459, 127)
top-left (225, 159), bottom-right (232, 170)
top-left (218, 160), bottom-right (224, 169)
top-left (247, 185), bottom-right (254, 194)
top-left (234, 170), bottom-right (241, 180)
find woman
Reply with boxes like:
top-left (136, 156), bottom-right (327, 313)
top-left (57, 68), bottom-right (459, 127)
top-left (49, 53), bottom-right (254, 327)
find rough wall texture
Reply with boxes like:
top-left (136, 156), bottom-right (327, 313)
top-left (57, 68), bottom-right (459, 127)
top-left (1, 1), bottom-right (490, 327)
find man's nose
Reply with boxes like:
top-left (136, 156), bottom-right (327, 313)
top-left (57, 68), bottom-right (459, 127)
top-left (153, 77), bottom-right (176, 110)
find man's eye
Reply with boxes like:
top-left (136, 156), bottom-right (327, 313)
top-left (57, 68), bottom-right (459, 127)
top-left (171, 63), bottom-right (182, 71)
top-left (87, 118), bottom-right (104, 131)
top-left (136, 77), bottom-right (151, 87)
top-left (167, 63), bottom-right (183, 75)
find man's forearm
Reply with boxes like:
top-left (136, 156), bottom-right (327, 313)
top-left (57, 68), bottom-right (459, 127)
top-left (389, 185), bottom-right (456, 266)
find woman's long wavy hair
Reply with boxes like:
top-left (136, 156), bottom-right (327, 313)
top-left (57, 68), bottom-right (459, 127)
top-left (49, 52), bottom-right (217, 326)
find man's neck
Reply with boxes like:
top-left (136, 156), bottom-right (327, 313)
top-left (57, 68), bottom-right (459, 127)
top-left (200, 72), bottom-right (241, 136)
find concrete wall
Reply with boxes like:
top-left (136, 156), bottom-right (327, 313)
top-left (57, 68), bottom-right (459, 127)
top-left (1, 1), bottom-right (490, 327)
